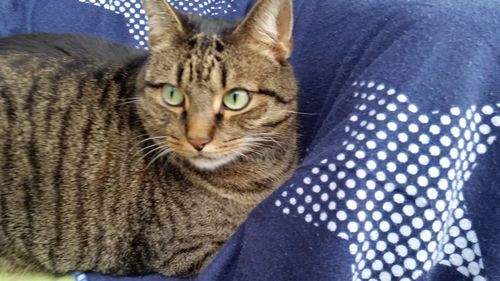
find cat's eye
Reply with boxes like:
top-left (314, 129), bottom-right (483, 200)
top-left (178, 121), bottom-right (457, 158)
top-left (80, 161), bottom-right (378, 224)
top-left (161, 84), bottom-right (184, 107)
top-left (223, 89), bottom-right (251, 111)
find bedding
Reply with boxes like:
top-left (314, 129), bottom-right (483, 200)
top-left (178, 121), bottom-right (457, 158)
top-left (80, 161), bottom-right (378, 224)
top-left (1, 0), bottom-right (499, 280)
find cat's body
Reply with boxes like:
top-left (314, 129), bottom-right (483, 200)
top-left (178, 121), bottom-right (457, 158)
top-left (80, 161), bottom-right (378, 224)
top-left (0, 0), bottom-right (297, 277)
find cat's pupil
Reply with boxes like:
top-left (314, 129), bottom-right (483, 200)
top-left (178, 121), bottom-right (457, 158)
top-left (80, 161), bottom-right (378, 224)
top-left (232, 93), bottom-right (238, 103)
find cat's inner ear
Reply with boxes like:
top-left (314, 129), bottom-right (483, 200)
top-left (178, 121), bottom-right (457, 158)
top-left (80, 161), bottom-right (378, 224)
top-left (233, 0), bottom-right (294, 61)
top-left (143, 0), bottom-right (185, 50)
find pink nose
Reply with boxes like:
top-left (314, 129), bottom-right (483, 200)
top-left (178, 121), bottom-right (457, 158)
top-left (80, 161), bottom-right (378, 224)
top-left (188, 137), bottom-right (212, 151)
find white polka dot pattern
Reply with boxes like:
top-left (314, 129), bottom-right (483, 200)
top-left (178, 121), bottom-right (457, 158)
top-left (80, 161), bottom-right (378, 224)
top-left (77, 0), bottom-right (238, 48)
top-left (275, 80), bottom-right (499, 281)
top-left (78, 0), bottom-right (149, 48)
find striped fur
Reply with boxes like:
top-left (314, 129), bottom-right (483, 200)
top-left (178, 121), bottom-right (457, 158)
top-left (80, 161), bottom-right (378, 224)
top-left (0, 0), bottom-right (297, 277)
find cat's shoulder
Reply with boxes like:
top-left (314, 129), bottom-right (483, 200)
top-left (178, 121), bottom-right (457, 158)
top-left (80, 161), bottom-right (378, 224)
top-left (0, 33), bottom-right (147, 63)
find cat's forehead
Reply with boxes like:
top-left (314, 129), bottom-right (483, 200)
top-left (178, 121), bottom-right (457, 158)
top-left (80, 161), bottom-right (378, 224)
top-left (182, 14), bottom-right (237, 56)
top-left (185, 13), bottom-right (238, 37)
top-left (146, 34), bottom-right (229, 88)
top-left (186, 33), bottom-right (226, 55)
top-left (173, 32), bottom-right (272, 93)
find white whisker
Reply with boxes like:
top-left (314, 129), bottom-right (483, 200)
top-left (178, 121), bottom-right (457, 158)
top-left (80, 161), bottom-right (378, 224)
top-left (119, 98), bottom-right (140, 106)
top-left (131, 142), bottom-right (160, 158)
top-left (136, 135), bottom-right (169, 146)
top-left (286, 110), bottom-right (319, 116)
top-left (139, 145), bottom-right (167, 162)
top-left (244, 134), bottom-right (287, 151)
top-left (147, 146), bottom-right (172, 168)
top-left (129, 135), bottom-right (169, 155)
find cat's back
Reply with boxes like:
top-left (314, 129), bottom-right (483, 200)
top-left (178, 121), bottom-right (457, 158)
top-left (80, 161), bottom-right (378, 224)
top-left (0, 33), bottom-right (149, 195)
top-left (0, 33), bottom-right (147, 139)
top-left (0, 33), bottom-right (147, 106)
top-left (0, 33), bottom-right (147, 94)
top-left (0, 33), bottom-right (145, 63)
top-left (0, 33), bottom-right (149, 272)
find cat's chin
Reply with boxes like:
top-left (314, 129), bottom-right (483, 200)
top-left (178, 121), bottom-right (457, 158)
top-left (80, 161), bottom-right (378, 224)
top-left (187, 154), bottom-right (240, 171)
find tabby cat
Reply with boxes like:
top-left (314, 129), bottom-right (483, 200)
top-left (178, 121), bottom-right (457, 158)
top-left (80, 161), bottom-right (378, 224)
top-left (0, 0), bottom-right (298, 277)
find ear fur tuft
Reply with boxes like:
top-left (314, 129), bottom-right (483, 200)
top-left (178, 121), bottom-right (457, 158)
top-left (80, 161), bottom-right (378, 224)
top-left (143, 0), bottom-right (185, 50)
top-left (234, 0), bottom-right (294, 61)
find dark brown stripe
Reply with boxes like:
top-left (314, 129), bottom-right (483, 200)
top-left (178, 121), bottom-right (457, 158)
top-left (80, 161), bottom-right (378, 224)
top-left (222, 180), bottom-right (272, 194)
top-left (116, 76), bottom-right (136, 133)
top-left (128, 233), bottom-right (148, 272)
top-left (97, 69), bottom-right (111, 106)
top-left (183, 241), bottom-right (223, 274)
top-left (162, 242), bottom-right (204, 270)
top-left (0, 87), bottom-right (15, 238)
top-left (187, 37), bottom-right (197, 49)
top-left (24, 77), bottom-right (41, 253)
top-left (0, 87), bottom-right (15, 119)
top-left (214, 39), bottom-right (224, 52)
top-left (203, 60), bottom-right (215, 82)
top-left (144, 81), bottom-right (164, 88)
top-left (258, 89), bottom-right (293, 104)
top-left (54, 46), bottom-right (71, 56)
top-left (195, 64), bottom-right (203, 82)
top-left (176, 234), bottom-right (220, 244)
top-left (123, 179), bottom-right (155, 270)
top-left (176, 63), bottom-right (184, 86)
top-left (239, 104), bottom-right (268, 121)
top-left (261, 113), bottom-right (293, 128)
top-left (114, 55), bottom-right (146, 94)
top-left (188, 61), bottom-right (194, 82)
top-left (24, 78), bottom-right (38, 110)
top-left (170, 194), bottom-right (190, 227)
top-left (221, 63), bottom-right (227, 88)
top-left (130, 176), bottom-right (158, 271)
top-left (173, 243), bottom-right (205, 257)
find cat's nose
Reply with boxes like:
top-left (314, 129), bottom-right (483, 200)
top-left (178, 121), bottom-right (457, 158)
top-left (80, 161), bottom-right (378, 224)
top-left (188, 137), bottom-right (212, 151)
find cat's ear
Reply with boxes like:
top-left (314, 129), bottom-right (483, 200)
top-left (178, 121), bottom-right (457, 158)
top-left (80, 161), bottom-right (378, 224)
top-left (233, 0), bottom-right (293, 61)
top-left (143, 0), bottom-right (185, 50)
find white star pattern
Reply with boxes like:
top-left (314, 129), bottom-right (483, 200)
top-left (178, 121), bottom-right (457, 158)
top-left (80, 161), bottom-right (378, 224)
top-left (77, 0), bottom-right (238, 48)
top-left (276, 80), bottom-right (499, 281)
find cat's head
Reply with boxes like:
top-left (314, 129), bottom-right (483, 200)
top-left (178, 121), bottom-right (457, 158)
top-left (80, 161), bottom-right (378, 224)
top-left (137, 0), bottom-right (297, 171)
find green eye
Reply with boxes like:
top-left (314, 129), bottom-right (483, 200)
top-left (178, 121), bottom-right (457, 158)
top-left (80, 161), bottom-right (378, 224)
top-left (161, 84), bottom-right (184, 106)
top-left (223, 89), bottom-right (250, 111)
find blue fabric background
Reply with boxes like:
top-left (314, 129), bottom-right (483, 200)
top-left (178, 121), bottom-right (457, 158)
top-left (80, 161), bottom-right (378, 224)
top-left (1, 0), bottom-right (499, 280)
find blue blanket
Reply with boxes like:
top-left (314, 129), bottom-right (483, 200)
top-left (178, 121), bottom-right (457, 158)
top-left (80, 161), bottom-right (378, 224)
top-left (1, 0), bottom-right (500, 280)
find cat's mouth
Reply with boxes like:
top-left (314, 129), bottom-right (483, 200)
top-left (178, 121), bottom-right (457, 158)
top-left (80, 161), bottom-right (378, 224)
top-left (161, 137), bottom-right (247, 171)
top-left (188, 154), bottom-right (240, 171)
